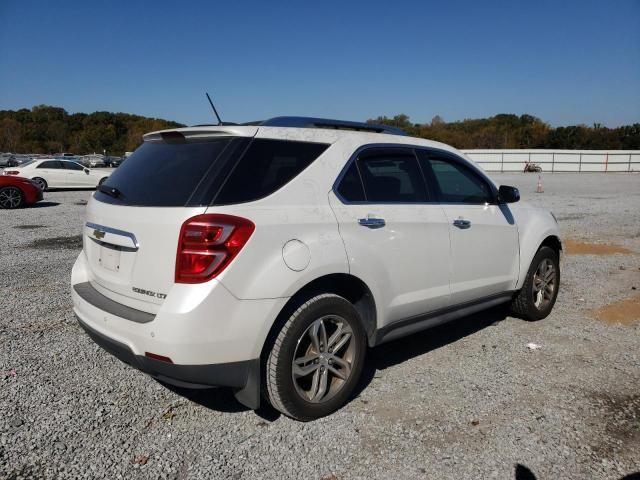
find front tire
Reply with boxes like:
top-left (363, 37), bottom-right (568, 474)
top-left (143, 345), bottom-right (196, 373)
top-left (265, 294), bottom-right (367, 421)
top-left (0, 186), bottom-right (25, 209)
top-left (510, 246), bottom-right (560, 321)
top-left (31, 177), bottom-right (48, 191)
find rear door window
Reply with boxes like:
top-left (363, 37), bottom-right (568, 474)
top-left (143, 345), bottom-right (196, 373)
top-left (213, 139), bottom-right (329, 205)
top-left (356, 150), bottom-right (427, 203)
top-left (38, 160), bottom-right (64, 169)
top-left (336, 161), bottom-right (366, 202)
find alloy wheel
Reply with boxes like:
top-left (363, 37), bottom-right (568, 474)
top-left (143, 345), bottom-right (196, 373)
top-left (532, 258), bottom-right (556, 310)
top-left (0, 187), bottom-right (23, 209)
top-left (33, 178), bottom-right (46, 190)
top-left (292, 315), bottom-right (355, 403)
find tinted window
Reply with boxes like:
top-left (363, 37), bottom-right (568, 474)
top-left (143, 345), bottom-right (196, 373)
top-left (336, 161), bottom-right (365, 202)
top-left (423, 156), bottom-right (494, 204)
top-left (38, 160), bottom-right (63, 169)
top-left (357, 154), bottom-right (427, 203)
top-left (63, 161), bottom-right (85, 171)
top-left (96, 139), bottom-right (234, 206)
top-left (214, 139), bottom-right (329, 205)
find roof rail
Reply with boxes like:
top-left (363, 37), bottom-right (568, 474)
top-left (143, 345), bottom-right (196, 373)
top-left (254, 117), bottom-right (407, 136)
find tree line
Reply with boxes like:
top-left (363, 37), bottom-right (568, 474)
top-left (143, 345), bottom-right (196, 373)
top-left (0, 106), bottom-right (638, 155)
top-left (368, 114), bottom-right (640, 150)
top-left (0, 105), bottom-right (184, 156)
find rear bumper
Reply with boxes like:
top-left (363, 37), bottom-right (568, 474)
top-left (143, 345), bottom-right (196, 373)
top-left (71, 252), bottom-right (288, 408)
top-left (76, 315), bottom-right (258, 392)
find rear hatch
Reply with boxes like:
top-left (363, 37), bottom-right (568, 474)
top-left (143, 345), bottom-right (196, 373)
top-left (83, 127), bottom-right (257, 313)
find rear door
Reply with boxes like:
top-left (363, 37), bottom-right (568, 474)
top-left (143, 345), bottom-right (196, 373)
top-left (329, 147), bottom-right (451, 327)
top-left (83, 133), bottom-right (255, 312)
top-left (418, 150), bottom-right (519, 305)
top-left (35, 160), bottom-right (66, 187)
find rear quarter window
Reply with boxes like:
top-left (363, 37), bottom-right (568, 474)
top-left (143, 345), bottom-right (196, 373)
top-left (212, 139), bottom-right (329, 205)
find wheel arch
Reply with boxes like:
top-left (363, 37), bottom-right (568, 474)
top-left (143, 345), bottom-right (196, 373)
top-left (516, 231), bottom-right (563, 289)
top-left (31, 176), bottom-right (47, 187)
top-left (540, 235), bottom-right (562, 257)
top-left (260, 273), bottom-right (378, 363)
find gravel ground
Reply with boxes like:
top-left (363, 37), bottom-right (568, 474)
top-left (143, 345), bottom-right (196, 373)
top-left (1, 174), bottom-right (639, 480)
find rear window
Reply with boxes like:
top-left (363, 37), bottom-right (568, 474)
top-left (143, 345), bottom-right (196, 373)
top-left (96, 139), bottom-right (236, 207)
top-left (95, 137), bottom-right (329, 207)
top-left (213, 139), bottom-right (329, 205)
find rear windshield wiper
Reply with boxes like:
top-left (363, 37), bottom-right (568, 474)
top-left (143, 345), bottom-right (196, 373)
top-left (98, 184), bottom-right (123, 199)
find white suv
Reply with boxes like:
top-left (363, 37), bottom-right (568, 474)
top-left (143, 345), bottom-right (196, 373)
top-left (72, 117), bottom-right (561, 420)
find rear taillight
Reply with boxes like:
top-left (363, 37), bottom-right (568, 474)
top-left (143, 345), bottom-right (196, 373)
top-left (4, 170), bottom-right (19, 175)
top-left (175, 214), bottom-right (255, 284)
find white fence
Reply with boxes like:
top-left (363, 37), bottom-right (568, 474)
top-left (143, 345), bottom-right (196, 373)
top-left (463, 149), bottom-right (640, 173)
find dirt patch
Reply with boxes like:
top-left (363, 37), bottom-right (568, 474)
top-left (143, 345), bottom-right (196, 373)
top-left (26, 235), bottom-right (83, 250)
top-left (14, 224), bottom-right (47, 230)
top-left (587, 393), bottom-right (640, 460)
top-left (565, 239), bottom-right (633, 256)
top-left (590, 294), bottom-right (640, 326)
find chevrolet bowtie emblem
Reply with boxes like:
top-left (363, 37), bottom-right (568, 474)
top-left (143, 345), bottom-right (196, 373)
top-left (93, 229), bottom-right (106, 239)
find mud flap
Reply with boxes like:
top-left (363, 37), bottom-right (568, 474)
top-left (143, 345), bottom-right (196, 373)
top-left (233, 358), bottom-right (261, 409)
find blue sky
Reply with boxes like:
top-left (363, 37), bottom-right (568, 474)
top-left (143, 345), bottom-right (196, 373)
top-left (1, 0), bottom-right (638, 127)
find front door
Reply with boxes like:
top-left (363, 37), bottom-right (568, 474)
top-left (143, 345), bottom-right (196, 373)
top-left (62, 161), bottom-right (90, 187)
top-left (418, 150), bottom-right (519, 305)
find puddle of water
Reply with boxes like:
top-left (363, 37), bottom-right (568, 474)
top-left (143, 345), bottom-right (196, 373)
top-left (14, 225), bottom-right (47, 230)
top-left (565, 239), bottom-right (633, 255)
top-left (27, 235), bottom-right (83, 250)
top-left (590, 294), bottom-right (640, 326)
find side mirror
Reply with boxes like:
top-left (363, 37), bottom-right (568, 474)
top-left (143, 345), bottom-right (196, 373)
top-left (498, 185), bottom-right (520, 203)
top-left (84, 168), bottom-right (90, 174)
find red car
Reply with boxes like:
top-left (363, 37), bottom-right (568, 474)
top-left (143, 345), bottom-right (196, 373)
top-left (0, 175), bottom-right (43, 209)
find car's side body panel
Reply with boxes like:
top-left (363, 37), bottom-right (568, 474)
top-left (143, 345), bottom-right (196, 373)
top-left (328, 190), bottom-right (452, 327)
top-left (440, 202), bottom-right (520, 304)
top-left (509, 203), bottom-right (561, 289)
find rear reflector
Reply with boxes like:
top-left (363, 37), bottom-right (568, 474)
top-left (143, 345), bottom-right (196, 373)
top-left (145, 352), bottom-right (174, 363)
top-left (175, 214), bottom-right (255, 284)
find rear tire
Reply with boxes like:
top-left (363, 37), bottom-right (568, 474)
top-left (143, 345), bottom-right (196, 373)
top-left (0, 186), bottom-right (25, 209)
top-left (32, 177), bottom-right (47, 191)
top-left (510, 246), bottom-right (560, 321)
top-left (265, 294), bottom-right (367, 421)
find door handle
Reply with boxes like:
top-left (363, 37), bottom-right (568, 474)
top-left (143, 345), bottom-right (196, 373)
top-left (358, 216), bottom-right (386, 228)
top-left (453, 218), bottom-right (471, 229)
